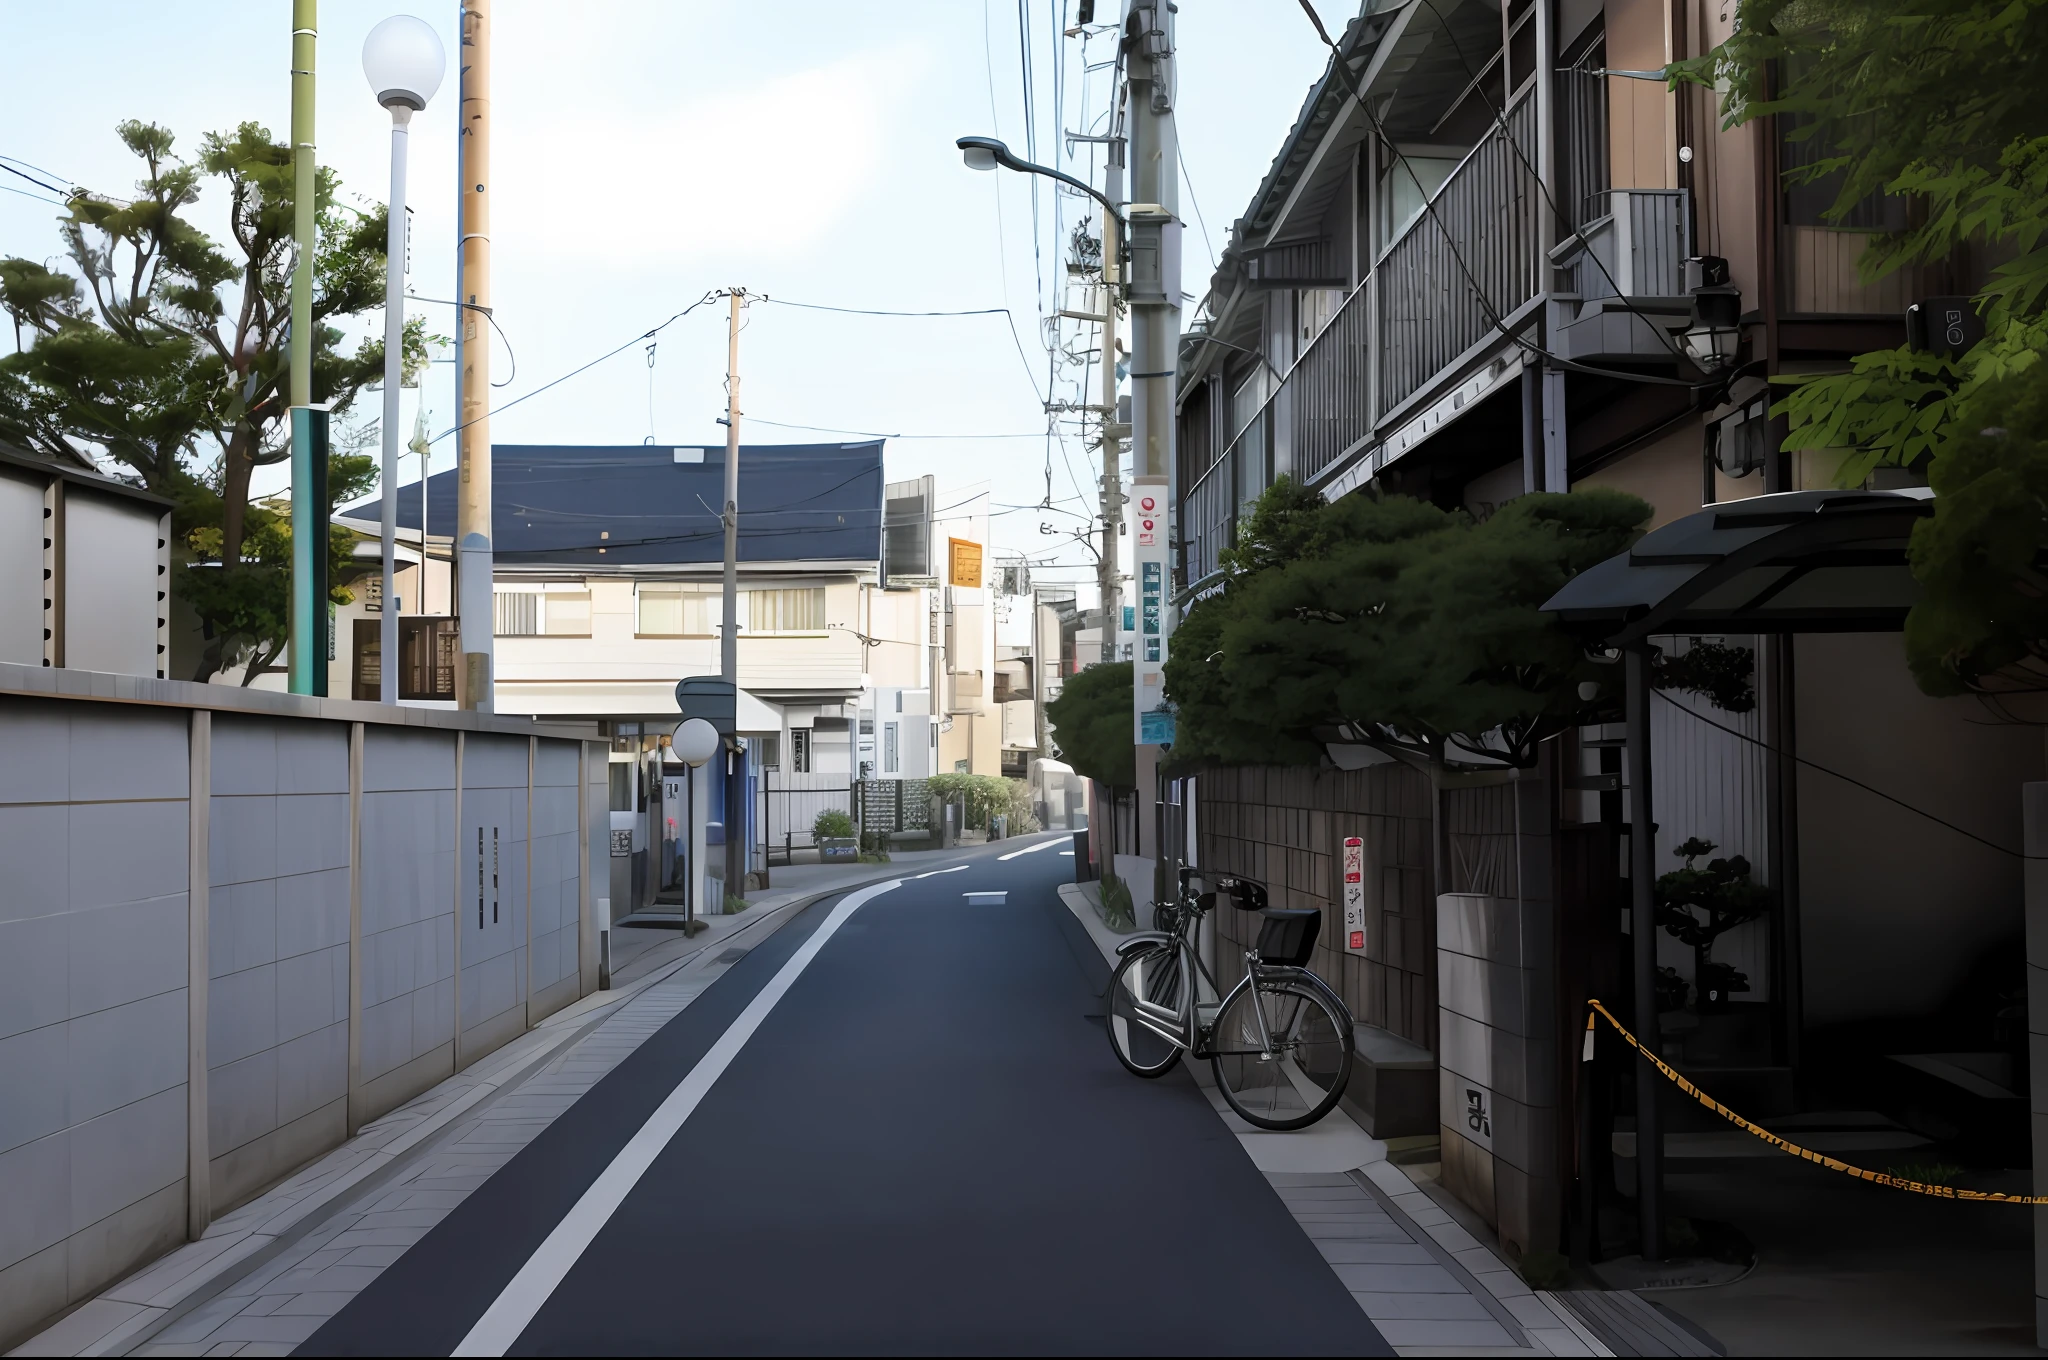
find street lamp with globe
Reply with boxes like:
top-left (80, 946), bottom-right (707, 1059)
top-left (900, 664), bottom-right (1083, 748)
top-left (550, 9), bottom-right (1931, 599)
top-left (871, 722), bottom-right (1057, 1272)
top-left (361, 16), bottom-right (446, 702)
top-left (670, 718), bottom-right (722, 928)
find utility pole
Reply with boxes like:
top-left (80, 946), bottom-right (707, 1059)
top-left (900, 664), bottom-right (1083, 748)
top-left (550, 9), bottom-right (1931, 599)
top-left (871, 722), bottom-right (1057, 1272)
top-left (1123, 0), bottom-right (1180, 901)
top-left (456, 0), bottom-right (494, 711)
top-left (287, 0), bottom-right (325, 696)
top-left (1097, 140), bottom-right (1124, 664)
top-left (721, 288), bottom-right (746, 904)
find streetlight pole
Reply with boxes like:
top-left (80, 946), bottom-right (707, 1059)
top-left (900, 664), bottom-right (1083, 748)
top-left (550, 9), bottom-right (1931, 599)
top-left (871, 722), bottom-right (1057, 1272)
top-left (362, 16), bottom-right (446, 704)
top-left (953, 134), bottom-right (1131, 667)
top-left (287, 0), bottom-right (323, 696)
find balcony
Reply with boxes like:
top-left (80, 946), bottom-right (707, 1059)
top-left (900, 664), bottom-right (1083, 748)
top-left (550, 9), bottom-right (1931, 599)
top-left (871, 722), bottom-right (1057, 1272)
top-left (1548, 189), bottom-right (1693, 363)
top-left (1181, 89), bottom-right (1543, 588)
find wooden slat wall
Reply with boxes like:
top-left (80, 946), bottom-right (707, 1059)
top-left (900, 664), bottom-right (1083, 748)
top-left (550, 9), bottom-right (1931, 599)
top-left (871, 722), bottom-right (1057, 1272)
top-left (1196, 763), bottom-right (1439, 1051)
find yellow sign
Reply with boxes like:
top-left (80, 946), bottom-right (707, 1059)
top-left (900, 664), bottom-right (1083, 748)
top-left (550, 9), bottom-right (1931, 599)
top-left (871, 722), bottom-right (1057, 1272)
top-left (948, 537), bottom-right (983, 588)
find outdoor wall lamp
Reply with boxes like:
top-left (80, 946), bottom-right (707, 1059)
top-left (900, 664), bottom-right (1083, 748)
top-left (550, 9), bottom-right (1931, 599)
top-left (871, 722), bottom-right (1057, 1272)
top-left (1682, 288), bottom-right (1742, 372)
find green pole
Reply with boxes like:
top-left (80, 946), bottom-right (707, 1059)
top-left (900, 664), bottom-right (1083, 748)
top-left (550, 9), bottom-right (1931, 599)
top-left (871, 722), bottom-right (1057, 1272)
top-left (288, 0), bottom-right (326, 695)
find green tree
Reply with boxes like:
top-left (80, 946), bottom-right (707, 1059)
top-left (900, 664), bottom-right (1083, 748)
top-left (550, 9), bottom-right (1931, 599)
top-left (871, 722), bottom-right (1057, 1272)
top-left (0, 119), bottom-right (431, 681)
top-left (1044, 661), bottom-right (1136, 789)
top-left (1167, 486), bottom-right (1649, 773)
top-left (1676, 0), bottom-right (2048, 695)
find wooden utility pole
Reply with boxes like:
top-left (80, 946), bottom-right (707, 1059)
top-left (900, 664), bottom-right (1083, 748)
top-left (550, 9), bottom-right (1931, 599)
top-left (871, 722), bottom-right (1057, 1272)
top-left (456, 0), bottom-right (494, 709)
top-left (721, 289), bottom-right (745, 902)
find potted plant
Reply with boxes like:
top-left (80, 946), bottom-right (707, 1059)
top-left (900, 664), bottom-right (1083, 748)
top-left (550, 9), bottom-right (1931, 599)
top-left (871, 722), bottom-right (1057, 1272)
top-left (1655, 838), bottom-right (1776, 1012)
top-left (814, 808), bottom-right (858, 862)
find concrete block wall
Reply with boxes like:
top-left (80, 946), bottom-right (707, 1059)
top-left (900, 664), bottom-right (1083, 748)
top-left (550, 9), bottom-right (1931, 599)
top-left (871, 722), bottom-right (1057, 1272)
top-left (1437, 891), bottom-right (1560, 1262)
top-left (205, 715), bottom-right (352, 1214)
top-left (356, 728), bottom-right (458, 1123)
top-left (0, 700), bottom-right (191, 1343)
top-left (0, 666), bottom-right (604, 1350)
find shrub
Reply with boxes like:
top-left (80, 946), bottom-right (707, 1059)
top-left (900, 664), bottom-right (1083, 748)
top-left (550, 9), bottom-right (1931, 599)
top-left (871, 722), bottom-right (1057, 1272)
top-left (813, 808), bottom-right (855, 841)
top-left (1099, 872), bottom-right (1136, 931)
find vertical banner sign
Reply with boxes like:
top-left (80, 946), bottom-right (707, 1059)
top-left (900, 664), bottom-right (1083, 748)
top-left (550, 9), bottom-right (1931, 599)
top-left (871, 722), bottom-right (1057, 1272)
top-left (1342, 835), bottom-right (1366, 953)
top-left (1131, 475), bottom-right (1173, 745)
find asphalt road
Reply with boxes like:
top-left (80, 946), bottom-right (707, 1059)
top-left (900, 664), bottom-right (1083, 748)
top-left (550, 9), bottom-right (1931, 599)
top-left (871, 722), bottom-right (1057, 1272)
top-left (302, 841), bottom-right (1389, 1356)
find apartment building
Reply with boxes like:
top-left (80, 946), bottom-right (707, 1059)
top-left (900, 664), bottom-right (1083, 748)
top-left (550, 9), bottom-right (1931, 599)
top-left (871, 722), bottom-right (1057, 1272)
top-left (1171, 0), bottom-right (2034, 1264)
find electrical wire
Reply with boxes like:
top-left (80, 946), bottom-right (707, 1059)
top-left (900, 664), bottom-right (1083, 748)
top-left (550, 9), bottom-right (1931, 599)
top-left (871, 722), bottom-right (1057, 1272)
top-left (1177, 141), bottom-right (1218, 273)
top-left (427, 291), bottom-right (717, 446)
top-left (1289, 0), bottom-right (1719, 392)
top-left (0, 160), bottom-right (70, 198)
top-left (1406, 0), bottom-right (1701, 376)
top-left (1653, 689), bottom-right (2031, 860)
top-left (0, 181), bottom-right (66, 207)
top-left (404, 294), bottom-right (517, 387)
top-left (745, 416), bottom-right (1049, 441)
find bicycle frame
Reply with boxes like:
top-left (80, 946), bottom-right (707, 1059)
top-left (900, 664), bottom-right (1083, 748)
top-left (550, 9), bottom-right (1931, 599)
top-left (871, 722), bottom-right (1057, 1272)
top-left (1114, 876), bottom-right (1355, 1061)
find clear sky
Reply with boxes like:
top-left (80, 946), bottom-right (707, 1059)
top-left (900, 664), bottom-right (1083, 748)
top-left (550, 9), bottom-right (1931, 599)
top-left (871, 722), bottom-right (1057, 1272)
top-left (0, 1), bottom-right (1345, 586)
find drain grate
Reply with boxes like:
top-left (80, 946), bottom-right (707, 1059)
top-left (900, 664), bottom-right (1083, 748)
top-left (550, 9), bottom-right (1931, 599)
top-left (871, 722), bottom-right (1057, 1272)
top-left (714, 946), bottom-right (750, 964)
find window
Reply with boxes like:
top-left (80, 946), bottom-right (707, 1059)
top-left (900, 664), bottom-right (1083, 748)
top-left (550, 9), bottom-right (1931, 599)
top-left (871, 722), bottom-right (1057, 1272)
top-left (637, 586), bottom-right (720, 636)
top-left (791, 727), bottom-right (813, 773)
top-left (496, 589), bottom-right (590, 636)
top-left (754, 732), bottom-right (781, 769)
top-left (883, 722), bottom-right (899, 773)
top-left (894, 691), bottom-right (903, 713)
top-left (495, 592), bottom-right (538, 636)
top-left (749, 587), bottom-right (826, 633)
top-left (544, 592), bottom-right (590, 635)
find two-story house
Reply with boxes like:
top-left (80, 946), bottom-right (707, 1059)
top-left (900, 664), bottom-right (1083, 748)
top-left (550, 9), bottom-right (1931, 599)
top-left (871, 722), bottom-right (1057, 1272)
top-left (1170, 0), bottom-right (2036, 1267)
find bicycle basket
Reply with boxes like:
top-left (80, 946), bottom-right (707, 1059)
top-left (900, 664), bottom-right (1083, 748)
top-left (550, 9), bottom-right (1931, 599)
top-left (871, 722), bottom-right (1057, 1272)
top-left (1255, 908), bottom-right (1321, 967)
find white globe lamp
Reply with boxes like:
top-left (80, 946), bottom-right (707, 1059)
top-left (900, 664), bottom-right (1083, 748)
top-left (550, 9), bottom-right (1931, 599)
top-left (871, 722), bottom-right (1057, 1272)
top-left (362, 15), bottom-right (447, 112)
top-left (670, 718), bottom-right (722, 768)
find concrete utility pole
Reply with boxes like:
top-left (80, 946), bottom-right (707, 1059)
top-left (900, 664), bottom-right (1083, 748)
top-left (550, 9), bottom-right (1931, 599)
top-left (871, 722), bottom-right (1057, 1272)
top-left (721, 288), bottom-right (746, 904)
top-left (287, 0), bottom-right (324, 696)
top-left (1097, 142), bottom-right (1124, 665)
top-left (1122, 0), bottom-right (1180, 899)
top-left (456, 0), bottom-right (494, 710)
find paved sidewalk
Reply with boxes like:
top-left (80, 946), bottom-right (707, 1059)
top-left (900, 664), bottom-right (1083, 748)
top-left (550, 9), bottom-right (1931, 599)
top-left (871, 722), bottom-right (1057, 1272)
top-left (11, 853), bottom-right (950, 1359)
top-left (1055, 881), bottom-right (1612, 1359)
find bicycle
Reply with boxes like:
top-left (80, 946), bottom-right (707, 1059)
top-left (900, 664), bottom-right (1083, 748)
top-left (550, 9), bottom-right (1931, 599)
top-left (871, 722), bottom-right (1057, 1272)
top-left (1106, 866), bottom-right (1355, 1130)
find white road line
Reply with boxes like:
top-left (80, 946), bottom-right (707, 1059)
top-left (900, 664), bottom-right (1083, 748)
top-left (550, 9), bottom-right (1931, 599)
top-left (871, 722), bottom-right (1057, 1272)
top-left (915, 863), bottom-right (970, 878)
top-left (997, 835), bottom-right (1070, 862)
top-left (451, 878), bottom-right (905, 1357)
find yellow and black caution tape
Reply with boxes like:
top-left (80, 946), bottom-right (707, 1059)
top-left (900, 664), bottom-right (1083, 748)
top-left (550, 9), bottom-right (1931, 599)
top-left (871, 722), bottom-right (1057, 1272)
top-left (1585, 998), bottom-right (2045, 1204)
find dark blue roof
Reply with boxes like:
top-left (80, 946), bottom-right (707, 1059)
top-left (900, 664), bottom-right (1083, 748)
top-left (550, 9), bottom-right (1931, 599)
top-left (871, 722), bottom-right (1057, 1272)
top-left (343, 441), bottom-right (884, 567)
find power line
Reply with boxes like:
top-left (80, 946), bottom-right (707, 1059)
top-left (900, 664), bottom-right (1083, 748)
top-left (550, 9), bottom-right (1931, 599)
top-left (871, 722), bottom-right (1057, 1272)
top-left (745, 416), bottom-right (1050, 441)
top-left (1656, 689), bottom-right (2031, 860)
top-left (0, 160), bottom-right (70, 198)
top-left (1289, 1), bottom-right (1717, 392)
top-left (428, 292), bottom-right (718, 446)
top-left (0, 181), bottom-right (66, 207)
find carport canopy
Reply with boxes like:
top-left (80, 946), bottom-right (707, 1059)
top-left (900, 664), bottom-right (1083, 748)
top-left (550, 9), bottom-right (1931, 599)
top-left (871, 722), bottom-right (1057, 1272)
top-left (1541, 488), bottom-right (1932, 645)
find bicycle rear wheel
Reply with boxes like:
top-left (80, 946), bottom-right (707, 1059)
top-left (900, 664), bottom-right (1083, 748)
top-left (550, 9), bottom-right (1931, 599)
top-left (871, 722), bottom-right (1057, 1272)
top-left (1106, 945), bottom-right (1184, 1077)
top-left (1209, 977), bottom-right (1352, 1129)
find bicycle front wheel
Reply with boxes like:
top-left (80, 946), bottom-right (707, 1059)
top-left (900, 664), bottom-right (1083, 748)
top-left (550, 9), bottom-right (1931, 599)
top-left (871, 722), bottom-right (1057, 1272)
top-left (1209, 977), bottom-right (1353, 1130)
top-left (1106, 946), bottom-right (1185, 1078)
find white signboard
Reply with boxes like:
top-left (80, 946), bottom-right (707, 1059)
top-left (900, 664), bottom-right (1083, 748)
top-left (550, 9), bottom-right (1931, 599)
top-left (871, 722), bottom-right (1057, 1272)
top-left (1341, 835), bottom-right (1367, 954)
